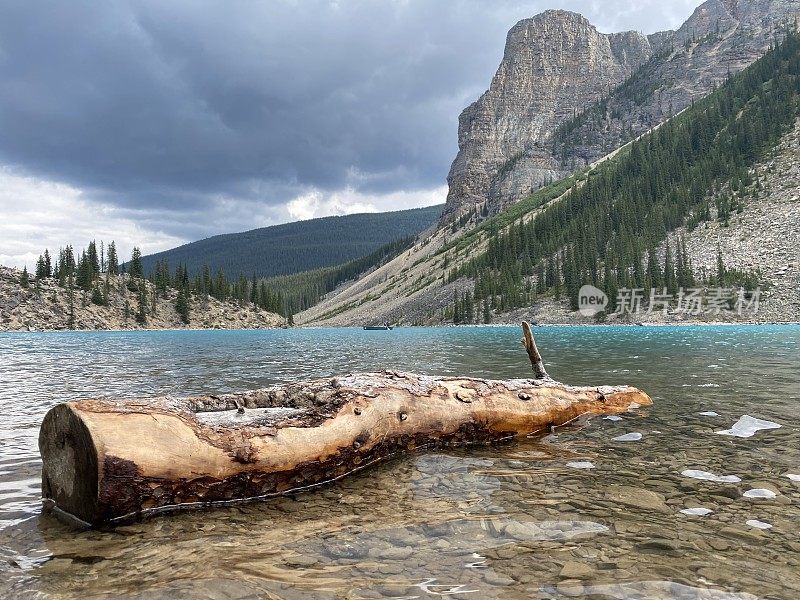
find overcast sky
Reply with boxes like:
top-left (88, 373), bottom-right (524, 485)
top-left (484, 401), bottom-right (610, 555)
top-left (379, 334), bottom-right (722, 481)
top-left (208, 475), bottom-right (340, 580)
top-left (0, 0), bottom-right (704, 268)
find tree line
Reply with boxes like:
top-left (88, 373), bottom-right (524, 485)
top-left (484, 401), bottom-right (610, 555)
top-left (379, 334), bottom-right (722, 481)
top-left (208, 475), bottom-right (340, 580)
top-left (27, 241), bottom-right (290, 328)
top-left (25, 231), bottom-right (422, 328)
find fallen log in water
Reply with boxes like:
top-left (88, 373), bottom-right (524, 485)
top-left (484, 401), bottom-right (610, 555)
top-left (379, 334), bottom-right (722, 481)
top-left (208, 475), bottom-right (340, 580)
top-left (39, 323), bottom-right (651, 526)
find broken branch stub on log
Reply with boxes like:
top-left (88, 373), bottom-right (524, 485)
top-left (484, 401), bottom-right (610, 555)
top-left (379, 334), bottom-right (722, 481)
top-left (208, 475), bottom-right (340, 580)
top-left (39, 324), bottom-right (651, 526)
top-left (522, 321), bottom-right (549, 380)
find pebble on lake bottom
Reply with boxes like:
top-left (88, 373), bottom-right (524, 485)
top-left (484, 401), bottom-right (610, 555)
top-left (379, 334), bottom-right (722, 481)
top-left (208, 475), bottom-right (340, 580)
top-left (743, 488), bottom-right (777, 499)
top-left (680, 507), bottom-right (714, 516)
top-left (715, 415), bottom-right (781, 438)
top-left (746, 519), bottom-right (773, 529)
top-left (612, 432), bottom-right (642, 442)
top-left (566, 461), bottom-right (595, 469)
top-left (680, 469), bottom-right (742, 483)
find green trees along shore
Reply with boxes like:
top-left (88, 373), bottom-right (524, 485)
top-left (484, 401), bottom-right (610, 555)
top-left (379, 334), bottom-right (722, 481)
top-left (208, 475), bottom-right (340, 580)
top-left (29, 241), bottom-right (289, 328)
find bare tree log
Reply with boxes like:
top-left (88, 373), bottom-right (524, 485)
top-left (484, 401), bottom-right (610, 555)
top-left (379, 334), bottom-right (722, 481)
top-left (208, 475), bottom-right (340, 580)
top-left (39, 325), bottom-right (651, 526)
top-left (522, 321), bottom-right (549, 379)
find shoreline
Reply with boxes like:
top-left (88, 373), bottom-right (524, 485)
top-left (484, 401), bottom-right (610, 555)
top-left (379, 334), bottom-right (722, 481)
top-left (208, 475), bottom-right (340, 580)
top-left (2, 321), bottom-right (798, 333)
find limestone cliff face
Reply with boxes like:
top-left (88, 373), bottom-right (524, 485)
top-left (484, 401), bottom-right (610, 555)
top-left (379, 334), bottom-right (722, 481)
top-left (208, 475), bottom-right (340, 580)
top-left (444, 10), bottom-right (652, 218)
top-left (443, 0), bottom-right (800, 220)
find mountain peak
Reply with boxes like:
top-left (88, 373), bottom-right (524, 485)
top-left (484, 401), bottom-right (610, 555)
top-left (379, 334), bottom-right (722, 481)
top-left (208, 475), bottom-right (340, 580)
top-left (442, 0), bottom-right (799, 220)
top-left (509, 9), bottom-right (599, 39)
top-left (444, 9), bottom-right (653, 219)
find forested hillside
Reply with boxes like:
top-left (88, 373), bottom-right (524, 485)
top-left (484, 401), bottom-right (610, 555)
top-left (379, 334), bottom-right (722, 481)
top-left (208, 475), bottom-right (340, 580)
top-left (138, 205), bottom-right (442, 278)
top-left (447, 31), bottom-right (799, 319)
top-left (262, 236), bottom-right (416, 316)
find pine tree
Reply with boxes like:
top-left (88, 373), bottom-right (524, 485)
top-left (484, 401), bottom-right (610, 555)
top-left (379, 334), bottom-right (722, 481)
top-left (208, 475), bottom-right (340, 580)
top-left (464, 291), bottom-right (474, 323)
top-left (664, 240), bottom-right (678, 296)
top-left (250, 273), bottom-right (258, 305)
top-left (645, 248), bottom-right (662, 291)
top-left (107, 242), bottom-right (119, 275)
top-left (536, 261), bottom-right (546, 294)
top-left (43, 249), bottom-right (52, 278)
top-left (135, 282), bottom-right (148, 325)
top-left (20, 266), bottom-right (29, 288)
top-left (67, 273), bottom-right (76, 330)
top-left (91, 286), bottom-right (104, 305)
top-left (605, 262), bottom-right (618, 313)
top-left (175, 285), bottom-right (190, 324)
top-left (87, 240), bottom-right (100, 274)
top-left (35, 255), bottom-right (47, 280)
top-left (59, 246), bottom-right (75, 281)
top-left (199, 264), bottom-right (212, 298)
top-left (103, 271), bottom-right (111, 306)
top-left (76, 250), bottom-right (94, 291)
top-left (680, 237), bottom-right (695, 287)
top-left (129, 247), bottom-right (144, 279)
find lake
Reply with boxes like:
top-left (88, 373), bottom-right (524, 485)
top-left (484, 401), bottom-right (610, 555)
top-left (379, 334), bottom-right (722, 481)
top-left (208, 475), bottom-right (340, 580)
top-left (0, 325), bottom-right (798, 599)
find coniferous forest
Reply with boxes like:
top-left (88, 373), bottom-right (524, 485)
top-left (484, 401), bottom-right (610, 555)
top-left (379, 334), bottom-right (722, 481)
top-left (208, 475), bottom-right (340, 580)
top-left (29, 240), bottom-right (287, 328)
top-left (443, 31), bottom-right (798, 323)
top-left (137, 205), bottom-right (442, 279)
top-left (26, 232), bottom-right (418, 327)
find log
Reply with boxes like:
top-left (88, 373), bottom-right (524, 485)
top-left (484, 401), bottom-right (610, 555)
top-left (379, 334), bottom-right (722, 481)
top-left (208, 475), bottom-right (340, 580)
top-left (39, 323), bottom-right (651, 526)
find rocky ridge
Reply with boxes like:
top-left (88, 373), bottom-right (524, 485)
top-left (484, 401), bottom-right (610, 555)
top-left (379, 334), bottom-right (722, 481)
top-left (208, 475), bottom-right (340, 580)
top-left (444, 0), bottom-right (800, 219)
top-left (444, 10), bottom-right (653, 219)
top-left (0, 268), bottom-right (285, 331)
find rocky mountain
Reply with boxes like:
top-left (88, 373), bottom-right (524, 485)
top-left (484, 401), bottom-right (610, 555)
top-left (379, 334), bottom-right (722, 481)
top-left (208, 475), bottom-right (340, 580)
top-left (299, 32), bottom-right (800, 326)
top-left (443, 0), bottom-right (800, 220)
top-left (0, 267), bottom-right (285, 331)
top-left (300, 120), bottom-right (799, 327)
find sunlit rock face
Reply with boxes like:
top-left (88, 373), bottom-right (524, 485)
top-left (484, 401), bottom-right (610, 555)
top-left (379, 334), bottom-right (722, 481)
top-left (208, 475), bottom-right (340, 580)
top-left (442, 0), bottom-right (800, 220)
top-left (443, 10), bottom-right (651, 219)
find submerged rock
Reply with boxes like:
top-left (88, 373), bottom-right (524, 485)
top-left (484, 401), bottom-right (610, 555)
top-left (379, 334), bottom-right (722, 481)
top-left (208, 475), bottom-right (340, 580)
top-left (612, 432), bottom-right (642, 442)
top-left (559, 561), bottom-right (596, 580)
top-left (605, 485), bottom-right (670, 514)
top-left (680, 507), bottom-right (714, 516)
top-left (716, 415), bottom-right (781, 438)
top-left (680, 469), bottom-right (741, 483)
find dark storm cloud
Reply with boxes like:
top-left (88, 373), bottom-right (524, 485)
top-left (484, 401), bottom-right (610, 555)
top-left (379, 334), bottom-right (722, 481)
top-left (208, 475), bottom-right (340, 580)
top-left (0, 0), bottom-right (701, 218)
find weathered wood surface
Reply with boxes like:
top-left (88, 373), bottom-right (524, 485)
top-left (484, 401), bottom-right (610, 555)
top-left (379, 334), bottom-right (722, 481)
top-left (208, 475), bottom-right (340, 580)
top-left (39, 324), bottom-right (651, 526)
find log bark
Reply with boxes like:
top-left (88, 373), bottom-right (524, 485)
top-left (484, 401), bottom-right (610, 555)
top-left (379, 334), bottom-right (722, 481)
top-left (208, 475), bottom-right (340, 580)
top-left (39, 324), bottom-right (651, 526)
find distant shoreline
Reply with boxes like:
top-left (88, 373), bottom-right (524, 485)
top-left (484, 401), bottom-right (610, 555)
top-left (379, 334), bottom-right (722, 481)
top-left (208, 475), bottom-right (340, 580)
top-left (2, 321), bottom-right (798, 333)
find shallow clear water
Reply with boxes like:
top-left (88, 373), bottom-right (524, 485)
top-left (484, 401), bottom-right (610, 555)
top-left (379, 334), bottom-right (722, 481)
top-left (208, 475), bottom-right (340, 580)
top-left (0, 325), bottom-right (798, 599)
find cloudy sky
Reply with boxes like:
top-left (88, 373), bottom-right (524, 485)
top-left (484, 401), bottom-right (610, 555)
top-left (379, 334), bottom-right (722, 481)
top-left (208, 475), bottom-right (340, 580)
top-left (0, 0), bottom-right (703, 268)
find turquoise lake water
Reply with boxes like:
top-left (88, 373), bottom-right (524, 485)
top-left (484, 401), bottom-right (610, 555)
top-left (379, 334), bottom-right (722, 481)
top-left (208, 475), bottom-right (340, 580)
top-left (0, 325), bottom-right (798, 598)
